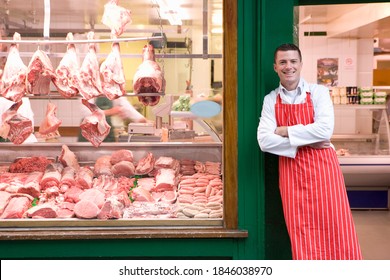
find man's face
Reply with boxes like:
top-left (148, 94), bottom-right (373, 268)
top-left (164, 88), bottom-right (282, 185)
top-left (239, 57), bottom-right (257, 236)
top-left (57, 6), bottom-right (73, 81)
top-left (273, 50), bottom-right (302, 90)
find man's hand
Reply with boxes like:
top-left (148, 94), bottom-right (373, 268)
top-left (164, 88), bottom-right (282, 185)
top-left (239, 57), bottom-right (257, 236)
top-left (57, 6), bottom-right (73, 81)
top-left (274, 126), bottom-right (288, 137)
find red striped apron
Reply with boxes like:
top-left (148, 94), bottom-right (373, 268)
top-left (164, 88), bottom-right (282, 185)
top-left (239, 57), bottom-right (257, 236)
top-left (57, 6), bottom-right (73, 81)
top-left (275, 93), bottom-right (362, 260)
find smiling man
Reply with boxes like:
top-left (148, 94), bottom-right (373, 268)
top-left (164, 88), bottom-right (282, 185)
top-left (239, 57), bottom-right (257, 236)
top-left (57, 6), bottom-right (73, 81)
top-left (257, 43), bottom-right (362, 260)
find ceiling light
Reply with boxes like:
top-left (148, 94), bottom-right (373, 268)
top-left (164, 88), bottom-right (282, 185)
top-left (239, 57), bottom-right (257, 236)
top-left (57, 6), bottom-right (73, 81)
top-left (155, 0), bottom-right (183, 26)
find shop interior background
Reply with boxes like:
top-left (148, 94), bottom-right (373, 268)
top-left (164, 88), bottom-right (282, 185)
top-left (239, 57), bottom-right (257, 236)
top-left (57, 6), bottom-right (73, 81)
top-left (0, 0), bottom-right (223, 140)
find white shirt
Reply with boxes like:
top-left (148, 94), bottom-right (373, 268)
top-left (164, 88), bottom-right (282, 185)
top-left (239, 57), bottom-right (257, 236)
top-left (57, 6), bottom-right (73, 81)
top-left (0, 97), bottom-right (37, 143)
top-left (257, 78), bottom-right (334, 158)
top-left (80, 97), bottom-right (146, 124)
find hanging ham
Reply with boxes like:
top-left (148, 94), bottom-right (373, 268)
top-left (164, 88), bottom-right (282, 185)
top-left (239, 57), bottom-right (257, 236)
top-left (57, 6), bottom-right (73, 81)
top-left (100, 41), bottom-right (126, 100)
top-left (53, 32), bottom-right (79, 98)
top-left (0, 32), bottom-right (27, 102)
top-left (74, 31), bottom-right (103, 100)
top-left (101, 0), bottom-right (132, 37)
top-left (26, 48), bottom-right (56, 95)
top-left (0, 101), bottom-right (33, 144)
top-left (38, 102), bottom-right (62, 135)
top-left (133, 44), bottom-right (165, 106)
top-left (79, 99), bottom-right (111, 147)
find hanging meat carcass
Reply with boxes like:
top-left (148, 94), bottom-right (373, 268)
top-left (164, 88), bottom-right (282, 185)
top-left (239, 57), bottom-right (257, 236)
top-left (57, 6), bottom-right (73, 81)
top-left (53, 32), bottom-right (79, 98)
top-left (79, 99), bottom-right (111, 147)
top-left (0, 101), bottom-right (33, 144)
top-left (100, 41), bottom-right (126, 100)
top-left (73, 31), bottom-right (103, 100)
top-left (38, 102), bottom-right (62, 135)
top-left (26, 48), bottom-right (56, 95)
top-left (0, 32), bottom-right (27, 102)
top-left (101, 0), bottom-right (132, 37)
top-left (133, 44), bottom-right (166, 106)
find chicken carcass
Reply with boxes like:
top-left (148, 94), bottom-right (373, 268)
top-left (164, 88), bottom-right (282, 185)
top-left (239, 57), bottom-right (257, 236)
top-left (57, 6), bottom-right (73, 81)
top-left (101, 0), bottom-right (132, 37)
top-left (0, 101), bottom-right (33, 144)
top-left (0, 32), bottom-right (27, 102)
top-left (133, 44), bottom-right (165, 106)
top-left (53, 32), bottom-right (79, 98)
top-left (26, 48), bottom-right (56, 95)
top-left (38, 102), bottom-right (62, 135)
top-left (80, 99), bottom-right (111, 147)
top-left (100, 42), bottom-right (126, 100)
top-left (74, 32), bottom-right (103, 100)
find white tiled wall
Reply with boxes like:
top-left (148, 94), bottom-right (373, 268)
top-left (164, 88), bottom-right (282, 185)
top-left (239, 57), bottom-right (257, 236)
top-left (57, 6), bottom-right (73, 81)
top-left (30, 98), bottom-right (85, 127)
top-left (299, 24), bottom-right (375, 135)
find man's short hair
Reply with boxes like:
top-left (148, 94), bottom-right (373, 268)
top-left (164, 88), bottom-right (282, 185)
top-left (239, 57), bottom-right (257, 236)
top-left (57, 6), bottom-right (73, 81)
top-left (274, 43), bottom-right (302, 62)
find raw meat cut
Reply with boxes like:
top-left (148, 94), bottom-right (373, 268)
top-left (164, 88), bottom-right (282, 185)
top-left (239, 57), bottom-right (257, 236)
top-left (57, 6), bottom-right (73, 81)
top-left (101, 0), bottom-right (132, 37)
top-left (59, 167), bottom-right (76, 193)
top-left (79, 188), bottom-right (105, 208)
top-left (0, 191), bottom-right (12, 216)
top-left (9, 156), bottom-right (53, 173)
top-left (40, 163), bottom-right (64, 191)
top-left (94, 155), bottom-right (113, 176)
top-left (17, 171), bottom-right (44, 198)
top-left (135, 152), bottom-right (155, 175)
top-left (132, 187), bottom-right (154, 202)
top-left (26, 48), bottom-right (56, 95)
top-left (25, 202), bottom-right (58, 219)
top-left (74, 199), bottom-right (100, 219)
top-left (97, 197), bottom-right (124, 219)
top-left (155, 168), bottom-right (177, 192)
top-left (133, 44), bottom-right (165, 106)
top-left (100, 41), bottom-right (126, 100)
top-left (0, 196), bottom-right (31, 219)
top-left (64, 186), bottom-right (83, 203)
top-left (110, 149), bottom-right (133, 165)
top-left (59, 145), bottom-right (80, 170)
top-left (74, 31), bottom-right (103, 100)
top-left (111, 160), bottom-right (135, 177)
top-left (56, 202), bottom-right (75, 218)
top-left (80, 99), bottom-right (111, 147)
top-left (38, 102), bottom-right (62, 135)
top-left (53, 32), bottom-right (79, 98)
top-left (0, 32), bottom-right (27, 102)
top-left (0, 101), bottom-right (33, 144)
top-left (75, 166), bottom-right (94, 189)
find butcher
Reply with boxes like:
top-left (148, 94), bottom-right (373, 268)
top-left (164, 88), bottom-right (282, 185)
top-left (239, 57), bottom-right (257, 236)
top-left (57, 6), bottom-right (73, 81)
top-left (257, 43), bottom-right (362, 259)
top-left (0, 96), bottom-right (37, 143)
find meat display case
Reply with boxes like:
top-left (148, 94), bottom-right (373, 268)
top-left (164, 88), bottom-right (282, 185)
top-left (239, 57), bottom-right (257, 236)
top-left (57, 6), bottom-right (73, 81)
top-left (0, 0), bottom-right (246, 241)
top-left (332, 104), bottom-right (390, 209)
top-left (0, 142), bottom-right (222, 227)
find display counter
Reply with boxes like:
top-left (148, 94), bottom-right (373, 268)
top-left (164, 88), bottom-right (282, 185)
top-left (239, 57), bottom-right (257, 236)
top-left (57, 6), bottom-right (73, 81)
top-left (0, 142), bottom-right (247, 240)
top-left (333, 104), bottom-right (390, 208)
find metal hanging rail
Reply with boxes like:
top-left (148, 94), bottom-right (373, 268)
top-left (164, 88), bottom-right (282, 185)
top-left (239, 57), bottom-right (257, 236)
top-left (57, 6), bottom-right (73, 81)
top-left (0, 35), bottom-right (165, 45)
